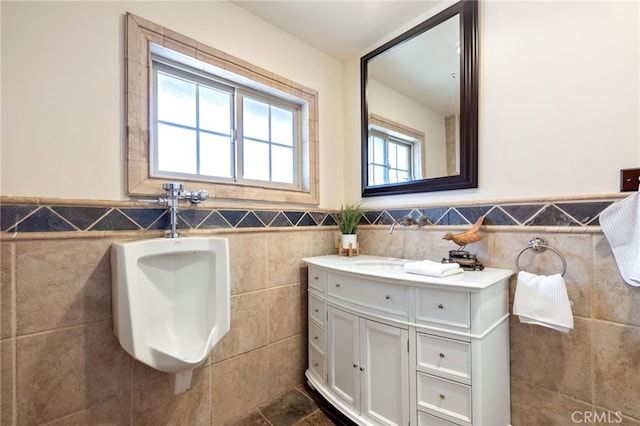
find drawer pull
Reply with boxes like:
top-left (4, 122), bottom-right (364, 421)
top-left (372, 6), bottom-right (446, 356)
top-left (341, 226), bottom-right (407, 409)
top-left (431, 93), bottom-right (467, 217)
top-left (385, 295), bottom-right (391, 300)
top-left (314, 362), bottom-right (319, 367)
top-left (439, 352), bottom-right (445, 358)
top-left (335, 283), bottom-right (341, 288)
top-left (314, 308), bottom-right (319, 313)
top-left (314, 276), bottom-right (319, 280)
top-left (313, 336), bottom-right (318, 340)
top-left (440, 393), bottom-right (446, 400)
top-left (438, 304), bottom-right (444, 309)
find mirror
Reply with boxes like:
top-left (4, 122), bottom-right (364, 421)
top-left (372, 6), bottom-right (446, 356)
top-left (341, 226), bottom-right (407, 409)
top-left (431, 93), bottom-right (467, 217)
top-left (361, 1), bottom-right (478, 196)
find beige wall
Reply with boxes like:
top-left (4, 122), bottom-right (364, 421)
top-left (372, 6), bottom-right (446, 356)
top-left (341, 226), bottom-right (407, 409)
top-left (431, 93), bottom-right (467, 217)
top-left (1, 229), bottom-right (337, 425)
top-left (0, 1), bottom-right (345, 207)
top-left (345, 0), bottom-right (640, 207)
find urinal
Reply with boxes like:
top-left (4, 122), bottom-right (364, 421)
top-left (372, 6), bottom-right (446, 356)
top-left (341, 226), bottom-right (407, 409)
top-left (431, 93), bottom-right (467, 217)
top-left (111, 237), bottom-right (230, 394)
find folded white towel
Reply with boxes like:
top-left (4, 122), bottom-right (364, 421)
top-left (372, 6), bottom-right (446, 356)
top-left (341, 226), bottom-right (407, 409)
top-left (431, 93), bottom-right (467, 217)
top-left (599, 192), bottom-right (640, 287)
top-left (513, 271), bottom-right (574, 333)
top-left (403, 260), bottom-right (463, 278)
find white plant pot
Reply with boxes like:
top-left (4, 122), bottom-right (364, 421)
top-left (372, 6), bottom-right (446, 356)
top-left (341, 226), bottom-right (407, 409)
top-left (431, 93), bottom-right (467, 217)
top-left (341, 234), bottom-right (357, 249)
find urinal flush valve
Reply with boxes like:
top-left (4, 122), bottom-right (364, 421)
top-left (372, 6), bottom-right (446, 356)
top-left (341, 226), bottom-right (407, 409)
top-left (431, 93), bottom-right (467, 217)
top-left (139, 182), bottom-right (209, 238)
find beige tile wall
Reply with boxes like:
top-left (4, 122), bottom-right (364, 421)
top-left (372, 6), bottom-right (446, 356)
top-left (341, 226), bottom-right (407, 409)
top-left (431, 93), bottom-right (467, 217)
top-left (2, 226), bottom-right (640, 425)
top-left (358, 227), bottom-right (640, 426)
top-left (0, 229), bottom-right (336, 425)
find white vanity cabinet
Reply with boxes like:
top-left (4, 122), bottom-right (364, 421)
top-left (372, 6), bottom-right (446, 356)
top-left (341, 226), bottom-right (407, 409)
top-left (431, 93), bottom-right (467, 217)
top-left (304, 256), bottom-right (513, 426)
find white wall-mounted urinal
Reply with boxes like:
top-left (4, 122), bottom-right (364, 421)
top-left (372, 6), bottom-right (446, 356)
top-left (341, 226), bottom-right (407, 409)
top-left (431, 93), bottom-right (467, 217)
top-left (111, 237), bottom-right (230, 394)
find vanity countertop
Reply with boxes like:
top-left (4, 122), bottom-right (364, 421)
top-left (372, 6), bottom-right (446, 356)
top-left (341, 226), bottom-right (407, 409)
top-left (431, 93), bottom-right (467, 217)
top-left (303, 255), bottom-right (514, 292)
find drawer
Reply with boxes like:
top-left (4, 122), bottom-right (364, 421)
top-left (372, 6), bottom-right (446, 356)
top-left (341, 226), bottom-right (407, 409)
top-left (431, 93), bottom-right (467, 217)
top-left (327, 273), bottom-right (408, 316)
top-left (418, 411), bottom-right (461, 426)
top-left (416, 288), bottom-right (470, 329)
top-left (417, 334), bottom-right (471, 384)
top-left (308, 267), bottom-right (326, 292)
top-left (309, 292), bottom-right (325, 326)
top-left (309, 321), bottom-right (325, 355)
top-left (308, 347), bottom-right (325, 382)
top-left (417, 373), bottom-right (471, 424)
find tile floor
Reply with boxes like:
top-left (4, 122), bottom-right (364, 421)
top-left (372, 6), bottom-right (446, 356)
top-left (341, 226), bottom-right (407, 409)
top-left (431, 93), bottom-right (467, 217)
top-left (227, 385), bottom-right (355, 426)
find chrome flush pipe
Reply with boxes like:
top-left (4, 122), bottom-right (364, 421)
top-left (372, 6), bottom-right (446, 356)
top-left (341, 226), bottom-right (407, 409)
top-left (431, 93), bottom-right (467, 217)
top-left (138, 182), bottom-right (209, 238)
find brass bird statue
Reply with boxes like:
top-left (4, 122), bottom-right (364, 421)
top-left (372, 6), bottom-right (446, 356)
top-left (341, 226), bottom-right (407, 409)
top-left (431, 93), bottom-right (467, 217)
top-left (442, 216), bottom-right (485, 250)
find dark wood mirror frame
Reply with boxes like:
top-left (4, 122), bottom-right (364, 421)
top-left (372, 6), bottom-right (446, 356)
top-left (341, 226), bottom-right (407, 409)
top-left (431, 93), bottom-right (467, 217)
top-left (361, 0), bottom-right (478, 197)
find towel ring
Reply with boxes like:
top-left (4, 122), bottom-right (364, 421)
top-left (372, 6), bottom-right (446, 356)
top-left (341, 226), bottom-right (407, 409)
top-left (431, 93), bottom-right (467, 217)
top-left (515, 237), bottom-right (567, 277)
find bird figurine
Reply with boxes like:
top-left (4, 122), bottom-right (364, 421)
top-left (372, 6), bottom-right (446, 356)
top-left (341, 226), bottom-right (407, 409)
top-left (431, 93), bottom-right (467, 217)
top-left (442, 216), bottom-right (485, 250)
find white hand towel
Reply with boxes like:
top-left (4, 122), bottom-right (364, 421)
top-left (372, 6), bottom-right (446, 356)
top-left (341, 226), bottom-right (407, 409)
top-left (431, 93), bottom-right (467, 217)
top-left (599, 192), bottom-right (640, 287)
top-left (403, 259), bottom-right (463, 278)
top-left (513, 271), bottom-right (574, 333)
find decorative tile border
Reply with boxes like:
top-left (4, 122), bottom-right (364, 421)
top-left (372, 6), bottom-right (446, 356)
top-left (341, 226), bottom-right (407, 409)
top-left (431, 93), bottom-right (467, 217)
top-left (0, 197), bottom-right (621, 235)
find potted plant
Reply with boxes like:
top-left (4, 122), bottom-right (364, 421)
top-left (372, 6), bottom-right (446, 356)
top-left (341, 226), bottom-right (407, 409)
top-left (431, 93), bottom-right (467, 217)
top-left (338, 203), bottom-right (365, 250)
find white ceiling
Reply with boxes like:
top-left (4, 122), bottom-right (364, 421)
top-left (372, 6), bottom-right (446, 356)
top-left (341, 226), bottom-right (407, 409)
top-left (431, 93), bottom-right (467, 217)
top-left (230, 1), bottom-right (443, 61)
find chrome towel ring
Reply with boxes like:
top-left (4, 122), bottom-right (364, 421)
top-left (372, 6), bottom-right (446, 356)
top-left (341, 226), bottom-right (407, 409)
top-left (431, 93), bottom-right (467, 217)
top-left (515, 237), bottom-right (567, 277)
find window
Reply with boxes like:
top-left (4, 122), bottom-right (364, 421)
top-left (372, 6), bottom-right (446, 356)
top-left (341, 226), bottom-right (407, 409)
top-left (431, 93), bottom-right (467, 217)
top-left (368, 129), bottom-right (415, 185)
top-left (151, 59), bottom-right (301, 188)
top-left (125, 13), bottom-right (319, 204)
top-left (367, 114), bottom-right (425, 186)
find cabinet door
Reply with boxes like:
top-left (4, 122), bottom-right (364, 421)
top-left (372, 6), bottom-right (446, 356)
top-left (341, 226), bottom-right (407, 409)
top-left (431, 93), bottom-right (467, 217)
top-left (361, 319), bottom-right (409, 426)
top-left (327, 306), bottom-right (360, 412)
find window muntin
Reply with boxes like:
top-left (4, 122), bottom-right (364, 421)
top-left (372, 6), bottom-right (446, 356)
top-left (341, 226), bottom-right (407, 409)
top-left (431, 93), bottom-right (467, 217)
top-left (151, 54), bottom-right (301, 189)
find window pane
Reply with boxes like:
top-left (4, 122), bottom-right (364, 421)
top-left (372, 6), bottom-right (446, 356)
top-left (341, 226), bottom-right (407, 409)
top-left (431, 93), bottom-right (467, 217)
top-left (157, 123), bottom-right (197, 174)
top-left (373, 136), bottom-right (385, 164)
top-left (199, 85), bottom-right (231, 134)
top-left (200, 133), bottom-right (232, 178)
top-left (243, 139), bottom-right (269, 180)
top-left (372, 164), bottom-right (386, 185)
top-left (396, 144), bottom-right (409, 170)
top-left (389, 143), bottom-right (397, 167)
top-left (272, 145), bottom-right (293, 183)
top-left (272, 106), bottom-right (293, 146)
top-left (243, 98), bottom-right (269, 140)
top-left (157, 72), bottom-right (196, 127)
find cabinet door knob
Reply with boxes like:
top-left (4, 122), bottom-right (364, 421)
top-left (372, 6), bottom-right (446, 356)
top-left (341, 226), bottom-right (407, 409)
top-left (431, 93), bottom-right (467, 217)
top-left (314, 308), bottom-right (319, 313)
top-left (314, 276), bottom-right (319, 280)
top-left (353, 363), bottom-right (358, 368)
top-left (438, 304), bottom-right (444, 309)
top-left (313, 336), bottom-right (318, 340)
top-left (335, 283), bottom-right (341, 288)
top-left (439, 352), bottom-right (445, 358)
top-left (385, 295), bottom-right (391, 300)
top-left (440, 394), bottom-right (446, 400)
top-left (360, 367), bottom-right (365, 371)
top-left (314, 362), bottom-right (319, 367)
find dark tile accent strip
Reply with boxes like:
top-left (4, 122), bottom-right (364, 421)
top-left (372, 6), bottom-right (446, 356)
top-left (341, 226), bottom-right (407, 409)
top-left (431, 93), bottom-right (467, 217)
top-left (484, 207), bottom-right (518, 226)
top-left (283, 211), bottom-right (305, 226)
top-left (555, 201), bottom-right (613, 225)
top-left (0, 198), bottom-right (623, 235)
top-left (501, 204), bottom-right (545, 225)
top-left (51, 206), bottom-right (109, 230)
top-left (1, 205), bottom-right (38, 231)
top-left (436, 209), bottom-right (468, 226)
top-left (525, 205), bottom-right (580, 227)
top-left (254, 210), bottom-right (279, 227)
top-left (199, 211), bottom-right (231, 229)
top-left (7, 207), bottom-right (75, 233)
top-left (120, 208), bottom-right (166, 229)
top-left (89, 209), bottom-right (139, 231)
top-left (178, 209), bottom-right (212, 228)
top-left (237, 212), bottom-right (264, 228)
top-left (218, 210), bottom-right (248, 227)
